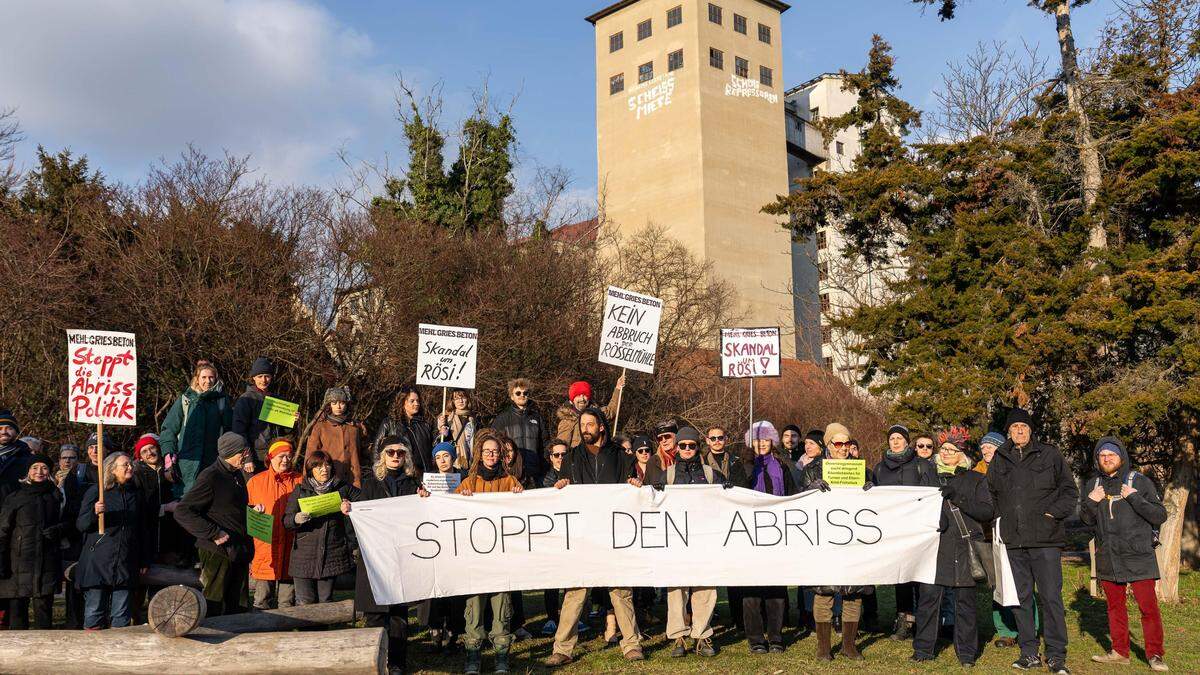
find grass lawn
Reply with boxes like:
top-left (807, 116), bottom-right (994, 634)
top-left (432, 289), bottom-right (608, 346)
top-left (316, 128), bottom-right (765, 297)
top-left (400, 563), bottom-right (1198, 674)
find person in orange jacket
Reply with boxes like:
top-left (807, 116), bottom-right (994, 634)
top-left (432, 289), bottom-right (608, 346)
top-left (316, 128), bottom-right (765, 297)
top-left (246, 439), bottom-right (302, 609)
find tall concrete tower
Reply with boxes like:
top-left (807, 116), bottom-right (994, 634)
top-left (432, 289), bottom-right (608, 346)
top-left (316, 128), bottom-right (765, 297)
top-left (587, 0), bottom-right (796, 356)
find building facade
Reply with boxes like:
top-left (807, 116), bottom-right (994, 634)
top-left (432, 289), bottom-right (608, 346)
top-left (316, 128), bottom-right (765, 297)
top-left (587, 0), bottom-right (796, 356)
top-left (785, 73), bottom-right (906, 387)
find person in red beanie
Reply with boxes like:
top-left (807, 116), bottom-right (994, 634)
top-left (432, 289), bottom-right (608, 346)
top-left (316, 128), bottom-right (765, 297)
top-left (554, 375), bottom-right (625, 447)
top-left (246, 439), bottom-right (302, 609)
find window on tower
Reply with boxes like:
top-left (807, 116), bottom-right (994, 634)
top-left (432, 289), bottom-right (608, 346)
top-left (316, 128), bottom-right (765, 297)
top-left (759, 65), bottom-right (773, 87)
top-left (709, 47), bottom-right (723, 70)
top-left (609, 32), bottom-right (623, 53)
top-left (610, 73), bottom-right (625, 95)
top-left (638, 19), bottom-right (652, 41)
top-left (667, 5), bottom-right (682, 27)
top-left (758, 23), bottom-right (772, 44)
top-left (638, 61), bottom-right (654, 83)
top-left (735, 56), bottom-right (748, 78)
top-left (733, 14), bottom-right (747, 34)
top-left (708, 3), bottom-right (722, 24)
top-left (668, 49), bottom-right (684, 71)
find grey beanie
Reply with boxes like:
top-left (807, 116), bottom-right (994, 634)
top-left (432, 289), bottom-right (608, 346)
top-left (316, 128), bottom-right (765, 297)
top-left (217, 432), bottom-right (248, 459)
top-left (676, 426), bottom-right (702, 445)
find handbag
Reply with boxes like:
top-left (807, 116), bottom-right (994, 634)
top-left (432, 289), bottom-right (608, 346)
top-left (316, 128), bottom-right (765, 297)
top-left (950, 504), bottom-right (989, 584)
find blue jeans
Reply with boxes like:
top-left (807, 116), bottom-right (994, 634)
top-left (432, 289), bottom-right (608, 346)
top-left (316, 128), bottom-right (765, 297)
top-left (83, 587), bottom-right (132, 629)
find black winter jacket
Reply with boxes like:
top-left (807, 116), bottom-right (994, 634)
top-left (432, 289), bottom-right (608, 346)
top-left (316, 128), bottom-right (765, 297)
top-left (561, 440), bottom-right (636, 485)
top-left (0, 480), bottom-right (68, 598)
top-left (75, 482), bottom-right (153, 589)
top-left (1080, 437), bottom-right (1167, 583)
top-left (284, 479), bottom-right (360, 580)
top-left (874, 447), bottom-right (937, 488)
top-left (354, 470), bottom-right (421, 614)
top-left (664, 455), bottom-right (726, 485)
top-left (703, 450), bottom-right (745, 487)
top-left (0, 442), bottom-right (32, 495)
top-left (373, 415), bottom-right (435, 474)
top-left (933, 466), bottom-right (994, 588)
top-left (173, 459), bottom-right (251, 563)
top-left (491, 404), bottom-right (548, 465)
top-left (987, 437), bottom-right (1079, 548)
top-left (231, 385), bottom-right (287, 468)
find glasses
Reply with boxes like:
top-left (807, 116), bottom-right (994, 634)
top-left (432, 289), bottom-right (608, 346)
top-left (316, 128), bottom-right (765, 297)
top-left (550, 452), bottom-right (566, 458)
top-left (708, 435), bottom-right (725, 441)
top-left (512, 390), bottom-right (528, 397)
top-left (635, 448), bottom-right (651, 455)
top-left (916, 443), bottom-right (934, 449)
top-left (383, 449), bottom-right (406, 457)
top-left (678, 442), bottom-right (698, 450)
top-left (657, 433), bottom-right (675, 441)
top-left (831, 441), bottom-right (849, 448)
top-left (481, 449), bottom-right (501, 457)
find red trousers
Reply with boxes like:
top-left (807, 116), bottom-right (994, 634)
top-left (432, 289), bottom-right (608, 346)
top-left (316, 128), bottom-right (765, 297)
top-left (1102, 579), bottom-right (1164, 658)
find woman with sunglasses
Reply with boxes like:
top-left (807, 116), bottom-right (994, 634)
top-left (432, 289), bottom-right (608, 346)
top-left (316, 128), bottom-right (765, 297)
top-left (874, 424), bottom-right (938, 641)
top-left (806, 423), bottom-right (875, 661)
top-left (456, 429), bottom-right (524, 675)
top-left (537, 439), bottom-right (571, 637)
top-left (358, 437), bottom-right (425, 675)
top-left (631, 435), bottom-right (653, 483)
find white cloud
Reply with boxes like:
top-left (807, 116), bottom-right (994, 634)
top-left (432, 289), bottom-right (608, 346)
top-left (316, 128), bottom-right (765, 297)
top-left (0, 0), bottom-right (397, 186)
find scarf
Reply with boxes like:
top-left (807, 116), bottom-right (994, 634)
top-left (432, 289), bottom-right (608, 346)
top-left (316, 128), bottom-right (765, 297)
top-left (325, 412), bottom-right (347, 424)
top-left (936, 453), bottom-right (973, 475)
top-left (478, 462), bottom-right (504, 482)
top-left (383, 467), bottom-right (407, 496)
top-left (657, 447), bottom-right (677, 468)
top-left (751, 453), bottom-right (785, 496)
top-left (705, 450), bottom-right (729, 475)
top-left (309, 476), bottom-right (335, 494)
top-left (883, 446), bottom-right (915, 469)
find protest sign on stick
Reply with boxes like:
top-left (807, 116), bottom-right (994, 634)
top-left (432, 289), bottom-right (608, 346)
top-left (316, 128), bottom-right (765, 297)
top-left (719, 327), bottom-right (781, 434)
top-left (416, 324), bottom-right (479, 422)
top-left (67, 329), bottom-right (138, 533)
top-left (598, 286), bottom-right (663, 431)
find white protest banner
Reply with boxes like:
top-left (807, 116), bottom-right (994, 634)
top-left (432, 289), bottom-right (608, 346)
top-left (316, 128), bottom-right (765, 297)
top-left (66, 329), bottom-right (138, 425)
top-left (422, 473), bottom-right (462, 494)
top-left (720, 327), bottom-right (781, 378)
top-left (350, 484), bottom-right (943, 605)
top-left (598, 286), bottom-right (662, 374)
top-left (416, 324), bottom-right (478, 389)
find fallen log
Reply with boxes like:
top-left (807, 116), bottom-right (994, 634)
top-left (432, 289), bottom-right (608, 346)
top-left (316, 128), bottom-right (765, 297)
top-left (201, 598), bottom-right (356, 633)
top-left (148, 585), bottom-right (207, 637)
top-left (138, 564), bottom-right (355, 590)
top-left (0, 626), bottom-right (385, 674)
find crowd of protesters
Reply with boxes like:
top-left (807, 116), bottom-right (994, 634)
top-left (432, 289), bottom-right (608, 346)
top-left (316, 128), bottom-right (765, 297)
top-left (0, 358), bottom-right (1173, 674)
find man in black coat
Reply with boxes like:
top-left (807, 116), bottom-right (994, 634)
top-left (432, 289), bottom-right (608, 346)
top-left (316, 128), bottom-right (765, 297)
top-left (546, 407), bottom-right (643, 666)
top-left (231, 357), bottom-right (292, 471)
top-left (873, 423), bottom-right (936, 640)
top-left (174, 432), bottom-right (251, 616)
top-left (490, 377), bottom-right (548, 483)
top-left (0, 411), bottom-right (32, 496)
top-left (1081, 437), bottom-right (1169, 671)
top-left (987, 409), bottom-right (1078, 674)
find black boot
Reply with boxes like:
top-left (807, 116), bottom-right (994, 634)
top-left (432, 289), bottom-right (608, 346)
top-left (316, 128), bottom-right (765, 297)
top-left (465, 649), bottom-right (481, 675)
top-left (493, 647), bottom-right (510, 674)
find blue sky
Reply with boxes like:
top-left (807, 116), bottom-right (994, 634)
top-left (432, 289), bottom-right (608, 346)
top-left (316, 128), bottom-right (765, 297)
top-left (0, 0), bottom-right (1117, 201)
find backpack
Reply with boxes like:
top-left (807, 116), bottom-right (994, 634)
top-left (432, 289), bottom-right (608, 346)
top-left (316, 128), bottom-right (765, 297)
top-left (666, 463), bottom-right (713, 485)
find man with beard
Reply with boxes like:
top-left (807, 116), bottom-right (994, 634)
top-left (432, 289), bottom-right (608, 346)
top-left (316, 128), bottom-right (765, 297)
top-left (545, 407), bottom-right (643, 665)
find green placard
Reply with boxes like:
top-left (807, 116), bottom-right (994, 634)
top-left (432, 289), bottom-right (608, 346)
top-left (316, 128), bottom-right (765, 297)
top-left (298, 491), bottom-right (343, 517)
top-left (246, 507), bottom-right (273, 543)
top-left (822, 459), bottom-right (866, 487)
top-left (258, 396), bottom-right (298, 428)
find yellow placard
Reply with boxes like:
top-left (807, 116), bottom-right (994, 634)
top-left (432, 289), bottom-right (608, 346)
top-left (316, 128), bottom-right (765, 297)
top-left (822, 459), bottom-right (866, 487)
top-left (298, 491), bottom-right (342, 517)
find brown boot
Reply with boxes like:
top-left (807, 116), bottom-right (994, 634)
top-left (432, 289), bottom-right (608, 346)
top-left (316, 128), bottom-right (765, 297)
top-left (841, 621), bottom-right (863, 660)
top-left (816, 622), bottom-right (833, 661)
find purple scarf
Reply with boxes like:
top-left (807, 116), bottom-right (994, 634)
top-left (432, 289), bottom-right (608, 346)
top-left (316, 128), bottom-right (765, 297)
top-left (752, 453), bottom-right (785, 496)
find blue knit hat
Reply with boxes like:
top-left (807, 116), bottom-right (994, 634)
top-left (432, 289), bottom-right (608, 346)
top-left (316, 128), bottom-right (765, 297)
top-left (432, 441), bottom-right (457, 462)
top-left (980, 431), bottom-right (1006, 448)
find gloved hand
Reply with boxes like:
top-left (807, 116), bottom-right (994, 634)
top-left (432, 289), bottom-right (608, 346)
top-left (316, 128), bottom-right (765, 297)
top-left (939, 483), bottom-right (957, 500)
top-left (294, 511), bottom-right (312, 525)
top-left (810, 479), bottom-right (832, 492)
top-left (652, 483), bottom-right (665, 491)
top-left (862, 481), bottom-right (875, 491)
top-left (43, 523), bottom-right (63, 540)
top-left (722, 481), bottom-right (734, 490)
